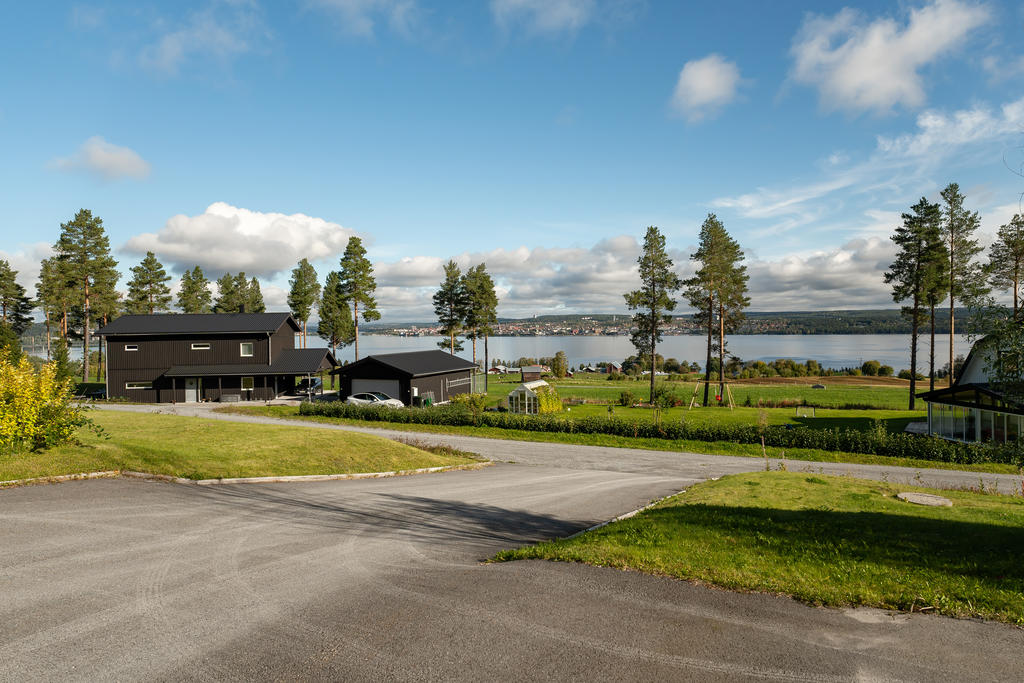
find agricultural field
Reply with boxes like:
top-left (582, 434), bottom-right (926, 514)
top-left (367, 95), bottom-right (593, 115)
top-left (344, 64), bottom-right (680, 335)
top-left (480, 372), bottom-right (918, 411)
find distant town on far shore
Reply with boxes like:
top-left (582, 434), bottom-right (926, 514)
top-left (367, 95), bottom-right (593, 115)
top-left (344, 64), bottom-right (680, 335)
top-left (355, 309), bottom-right (970, 337)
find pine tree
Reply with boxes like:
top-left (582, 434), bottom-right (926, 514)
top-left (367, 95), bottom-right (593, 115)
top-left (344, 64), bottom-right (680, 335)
top-left (626, 226), bottom-right (682, 404)
top-left (288, 258), bottom-right (320, 348)
top-left (36, 257), bottom-right (73, 359)
top-left (713, 225), bottom-right (748, 399)
top-left (683, 215), bottom-right (733, 406)
top-left (941, 183), bottom-right (987, 386)
top-left (886, 198), bottom-right (948, 409)
top-left (338, 237), bottom-right (379, 359)
top-left (125, 251), bottom-right (172, 315)
top-left (433, 260), bottom-right (469, 355)
top-left (318, 271), bottom-right (356, 388)
top-left (177, 266), bottom-right (213, 313)
top-left (917, 200), bottom-right (948, 392)
top-left (987, 213), bottom-right (1024, 316)
top-left (54, 209), bottom-right (119, 382)
top-left (463, 263), bottom-right (499, 391)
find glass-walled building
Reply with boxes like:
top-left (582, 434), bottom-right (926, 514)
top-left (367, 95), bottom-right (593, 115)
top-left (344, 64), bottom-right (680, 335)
top-left (919, 339), bottom-right (1023, 444)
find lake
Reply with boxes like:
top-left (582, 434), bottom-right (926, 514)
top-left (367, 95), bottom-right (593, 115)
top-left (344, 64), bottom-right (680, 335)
top-left (310, 334), bottom-right (971, 372)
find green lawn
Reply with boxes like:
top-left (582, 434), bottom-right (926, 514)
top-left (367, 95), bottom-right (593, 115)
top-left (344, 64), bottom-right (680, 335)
top-left (0, 410), bottom-right (478, 484)
top-left (494, 471), bottom-right (1024, 624)
top-left (218, 405), bottom-right (1020, 475)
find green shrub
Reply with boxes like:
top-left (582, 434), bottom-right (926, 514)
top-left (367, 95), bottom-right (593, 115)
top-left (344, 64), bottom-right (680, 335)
top-left (298, 400), bottom-right (1024, 467)
top-left (619, 390), bottom-right (638, 407)
top-left (0, 350), bottom-right (102, 453)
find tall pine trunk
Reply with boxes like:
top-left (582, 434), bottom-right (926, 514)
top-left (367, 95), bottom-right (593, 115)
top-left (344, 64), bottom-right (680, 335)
top-left (353, 302), bottom-right (360, 360)
top-left (948, 233), bottom-right (955, 387)
top-left (649, 328), bottom-right (656, 404)
top-left (82, 277), bottom-right (91, 382)
top-left (929, 304), bottom-right (936, 392)
top-left (484, 335), bottom-right (489, 393)
top-left (44, 311), bottom-right (51, 360)
top-left (702, 295), bottom-right (713, 407)
top-left (718, 300), bottom-right (725, 401)
top-left (909, 294), bottom-right (920, 410)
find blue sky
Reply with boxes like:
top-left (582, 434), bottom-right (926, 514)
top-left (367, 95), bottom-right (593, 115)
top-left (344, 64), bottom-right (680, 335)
top-left (1, 0), bottom-right (1022, 319)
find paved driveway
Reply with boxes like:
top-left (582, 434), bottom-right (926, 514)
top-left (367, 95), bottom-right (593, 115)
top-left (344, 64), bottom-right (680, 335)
top-left (3, 406), bottom-right (1022, 681)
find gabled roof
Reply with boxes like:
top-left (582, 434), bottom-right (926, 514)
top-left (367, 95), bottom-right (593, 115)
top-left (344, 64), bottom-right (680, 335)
top-left (163, 348), bottom-right (337, 377)
top-left (335, 350), bottom-right (478, 377)
top-left (97, 313), bottom-right (299, 336)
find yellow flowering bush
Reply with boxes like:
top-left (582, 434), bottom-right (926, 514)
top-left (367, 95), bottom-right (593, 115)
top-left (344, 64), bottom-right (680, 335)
top-left (535, 385), bottom-right (562, 414)
top-left (0, 349), bottom-right (99, 453)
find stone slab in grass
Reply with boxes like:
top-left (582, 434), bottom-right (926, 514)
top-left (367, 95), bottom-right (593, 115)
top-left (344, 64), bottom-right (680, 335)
top-left (897, 491), bottom-right (953, 507)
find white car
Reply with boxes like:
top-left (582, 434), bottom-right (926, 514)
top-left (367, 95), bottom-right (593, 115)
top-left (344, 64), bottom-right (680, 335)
top-left (346, 391), bottom-right (404, 408)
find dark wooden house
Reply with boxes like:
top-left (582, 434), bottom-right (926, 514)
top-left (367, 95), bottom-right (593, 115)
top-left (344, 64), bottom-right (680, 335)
top-left (521, 365), bottom-right (544, 382)
top-left (333, 350), bottom-right (478, 405)
top-left (97, 313), bottom-right (337, 403)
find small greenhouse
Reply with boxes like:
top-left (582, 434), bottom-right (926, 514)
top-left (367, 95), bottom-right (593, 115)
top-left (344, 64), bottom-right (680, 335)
top-left (507, 380), bottom-right (561, 415)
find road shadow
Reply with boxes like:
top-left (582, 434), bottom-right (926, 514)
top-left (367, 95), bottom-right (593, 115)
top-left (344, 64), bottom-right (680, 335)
top-left (188, 482), bottom-right (592, 548)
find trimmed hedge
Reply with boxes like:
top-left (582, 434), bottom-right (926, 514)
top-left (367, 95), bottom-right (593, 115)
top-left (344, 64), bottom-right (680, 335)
top-left (298, 401), bottom-right (1024, 466)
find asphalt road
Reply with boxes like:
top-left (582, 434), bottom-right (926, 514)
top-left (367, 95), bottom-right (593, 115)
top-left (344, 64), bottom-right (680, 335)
top-left (2, 406), bottom-right (1022, 681)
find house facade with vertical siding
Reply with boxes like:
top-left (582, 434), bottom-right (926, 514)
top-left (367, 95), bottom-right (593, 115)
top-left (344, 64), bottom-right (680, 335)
top-left (97, 313), bottom-right (336, 403)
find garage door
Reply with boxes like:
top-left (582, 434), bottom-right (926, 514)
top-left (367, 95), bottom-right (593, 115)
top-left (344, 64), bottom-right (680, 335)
top-left (352, 379), bottom-right (402, 401)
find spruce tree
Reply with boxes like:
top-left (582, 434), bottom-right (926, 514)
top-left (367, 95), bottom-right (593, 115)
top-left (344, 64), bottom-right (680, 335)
top-left (433, 260), bottom-right (469, 355)
top-left (941, 183), bottom-right (987, 386)
top-left (318, 271), bottom-right (355, 388)
top-left (626, 225), bottom-right (682, 404)
top-left (246, 276), bottom-right (265, 313)
top-left (987, 213), bottom-right (1024, 316)
top-left (713, 226), bottom-right (748, 398)
top-left (288, 258), bottom-right (320, 348)
top-left (125, 251), bottom-right (172, 314)
top-left (0, 259), bottom-right (18, 323)
top-left (177, 266), bottom-right (213, 313)
top-left (885, 198), bottom-right (948, 409)
top-left (337, 237), bottom-right (379, 359)
top-left (54, 209), bottom-right (119, 381)
top-left (213, 273), bottom-right (240, 313)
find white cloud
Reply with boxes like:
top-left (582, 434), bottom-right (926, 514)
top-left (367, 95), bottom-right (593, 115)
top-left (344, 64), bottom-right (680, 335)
top-left (876, 97), bottom-right (1024, 157)
top-left (712, 96), bottom-right (1023, 234)
top-left (123, 202), bottom-right (356, 278)
top-left (670, 54), bottom-right (743, 122)
top-left (491, 0), bottom-right (594, 34)
top-left (982, 54), bottom-right (1024, 81)
top-left (139, 2), bottom-right (264, 75)
top-left (790, 0), bottom-right (989, 113)
top-left (307, 0), bottom-right (420, 37)
top-left (746, 236), bottom-right (898, 310)
top-left (52, 136), bottom-right (151, 180)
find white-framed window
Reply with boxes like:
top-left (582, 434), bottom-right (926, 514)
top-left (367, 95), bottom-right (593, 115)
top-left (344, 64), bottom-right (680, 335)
top-left (126, 381), bottom-right (152, 390)
top-left (241, 376), bottom-right (254, 392)
top-left (240, 342), bottom-right (254, 357)
top-left (125, 344), bottom-right (138, 352)
top-left (191, 342), bottom-right (211, 350)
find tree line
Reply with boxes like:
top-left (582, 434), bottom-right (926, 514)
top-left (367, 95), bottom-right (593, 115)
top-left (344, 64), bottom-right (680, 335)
top-left (624, 216), bottom-right (750, 406)
top-left (885, 182), bottom-right (1024, 409)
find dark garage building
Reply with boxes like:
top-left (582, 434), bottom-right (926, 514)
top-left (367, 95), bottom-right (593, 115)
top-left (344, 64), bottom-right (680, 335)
top-left (334, 350), bottom-right (478, 405)
top-left (98, 313), bottom-right (337, 403)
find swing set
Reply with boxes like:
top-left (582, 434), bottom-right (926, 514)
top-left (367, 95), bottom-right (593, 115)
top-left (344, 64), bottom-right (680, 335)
top-left (688, 380), bottom-right (736, 410)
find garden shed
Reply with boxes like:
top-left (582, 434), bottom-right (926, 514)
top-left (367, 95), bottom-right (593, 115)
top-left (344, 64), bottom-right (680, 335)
top-left (508, 380), bottom-right (559, 414)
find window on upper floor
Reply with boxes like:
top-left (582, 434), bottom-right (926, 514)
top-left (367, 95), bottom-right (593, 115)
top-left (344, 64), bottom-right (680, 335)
top-left (240, 342), bottom-right (254, 357)
top-left (125, 344), bottom-right (138, 352)
top-left (191, 343), bottom-right (211, 350)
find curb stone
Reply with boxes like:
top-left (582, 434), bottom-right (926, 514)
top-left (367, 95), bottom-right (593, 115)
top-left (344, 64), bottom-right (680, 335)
top-left (0, 462), bottom-right (492, 489)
